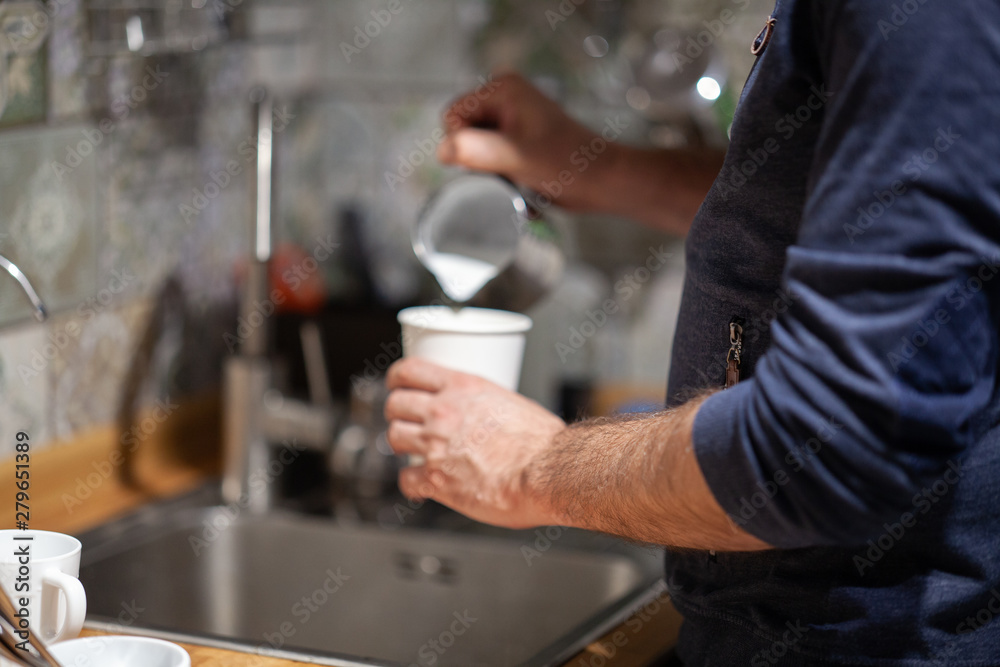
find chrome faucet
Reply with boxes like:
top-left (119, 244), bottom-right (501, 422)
top-left (222, 89), bottom-right (339, 512)
top-left (0, 254), bottom-right (47, 322)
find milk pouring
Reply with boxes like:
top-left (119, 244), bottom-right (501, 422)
top-left (413, 173), bottom-right (563, 310)
top-left (421, 252), bottom-right (503, 303)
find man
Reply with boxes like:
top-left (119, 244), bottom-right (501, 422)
top-left (385, 1), bottom-right (1000, 664)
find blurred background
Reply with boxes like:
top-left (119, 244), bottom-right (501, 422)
top-left (0, 0), bottom-right (773, 458)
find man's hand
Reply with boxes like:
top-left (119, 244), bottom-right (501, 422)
top-left (384, 357), bottom-right (565, 529)
top-left (439, 72), bottom-right (724, 235)
top-left (439, 72), bottom-right (606, 212)
top-left (385, 358), bottom-right (770, 551)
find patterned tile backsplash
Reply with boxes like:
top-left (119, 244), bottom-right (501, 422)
top-left (0, 0), bottom-right (50, 126)
top-left (0, 321), bottom-right (50, 450)
top-left (0, 124), bottom-right (98, 323)
top-left (0, 0), bottom-right (771, 458)
top-left (49, 295), bottom-right (152, 440)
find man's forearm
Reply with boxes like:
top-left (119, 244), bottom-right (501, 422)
top-left (527, 395), bottom-right (772, 551)
top-left (582, 145), bottom-right (724, 237)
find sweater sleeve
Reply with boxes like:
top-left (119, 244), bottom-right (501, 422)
top-left (692, 0), bottom-right (1000, 548)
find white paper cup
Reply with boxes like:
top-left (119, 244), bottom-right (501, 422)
top-left (50, 636), bottom-right (191, 667)
top-left (397, 306), bottom-right (532, 391)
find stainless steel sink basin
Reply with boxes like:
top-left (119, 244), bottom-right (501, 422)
top-left (78, 489), bottom-right (663, 666)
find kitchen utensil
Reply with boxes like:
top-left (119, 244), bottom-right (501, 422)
top-left (397, 306), bottom-right (532, 391)
top-left (0, 626), bottom-right (53, 667)
top-left (0, 531), bottom-right (86, 648)
top-left (413, 173), bottom-right (563, 311)
top-left (0, 255), bottom-right (47, 321)
top-left (50, 636), bottom-right (190, 667)
top-left (0, 580), bottom-right (62, 667)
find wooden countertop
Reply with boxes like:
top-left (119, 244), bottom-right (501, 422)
top-left (2, 398), bottom-right (681, 666)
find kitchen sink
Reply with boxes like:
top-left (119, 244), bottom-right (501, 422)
top-left (77, 487), bottom-right (664, 666)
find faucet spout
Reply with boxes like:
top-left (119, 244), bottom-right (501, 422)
top-left (0, 254), bottom-right (47, 322)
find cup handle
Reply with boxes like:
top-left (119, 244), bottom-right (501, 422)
top-left (40, 570), bottom-right (87, 643)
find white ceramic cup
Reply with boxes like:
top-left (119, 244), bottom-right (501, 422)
top-left (50, 636), bottom-right (191, 667)
top-left (397, 306), bottom-right (533, 391)
top-left (0, 529), bottom-right (87, 650)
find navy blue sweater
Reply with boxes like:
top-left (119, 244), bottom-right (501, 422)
top-left (665, 0), bottom-right (1000, 664)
